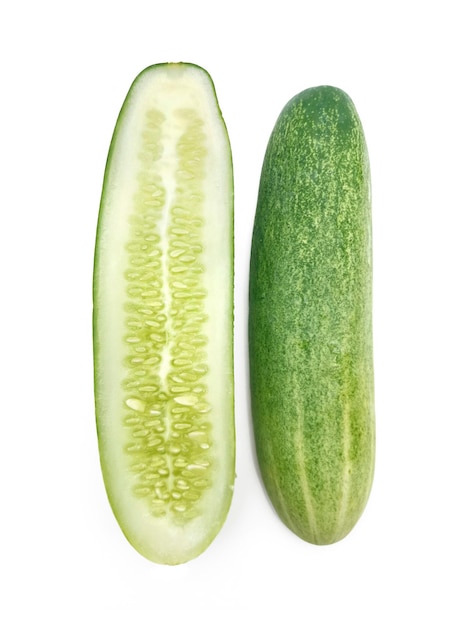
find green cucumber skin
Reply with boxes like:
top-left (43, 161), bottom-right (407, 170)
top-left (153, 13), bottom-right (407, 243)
top-left (249, 86), bottom-right (375, 545)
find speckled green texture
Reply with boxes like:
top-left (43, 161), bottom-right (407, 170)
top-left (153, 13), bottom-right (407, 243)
top-left (249, 86), bottom-right (375, 545)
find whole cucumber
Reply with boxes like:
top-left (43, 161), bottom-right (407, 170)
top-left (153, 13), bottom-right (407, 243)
top-left (249, 86), bottom-right (375, 544)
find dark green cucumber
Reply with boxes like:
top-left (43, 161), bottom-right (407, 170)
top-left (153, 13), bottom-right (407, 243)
top-left (249, 86), bottom-right (375, 545)
top-left (93, 63), bottom-right (234, 564)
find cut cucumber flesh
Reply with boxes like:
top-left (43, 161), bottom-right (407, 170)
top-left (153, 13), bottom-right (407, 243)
top-left (93, 63), bottom-right (234, 564)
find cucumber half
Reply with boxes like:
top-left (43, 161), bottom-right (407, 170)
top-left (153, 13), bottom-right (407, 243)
top-left (93, 63), bottom-right (234, 565)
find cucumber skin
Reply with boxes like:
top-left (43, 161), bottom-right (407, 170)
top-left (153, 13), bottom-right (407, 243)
top-left (249, 86), bottom-right (375, 545)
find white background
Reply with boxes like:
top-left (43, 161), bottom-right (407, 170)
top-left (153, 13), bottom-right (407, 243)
top-left (2, 1), bottom-right (469, 623)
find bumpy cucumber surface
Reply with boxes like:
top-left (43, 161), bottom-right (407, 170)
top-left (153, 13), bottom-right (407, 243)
top-left (249, 86), bottom-right (375, 545)
top-left (93, 63), bottom-right (234, 564)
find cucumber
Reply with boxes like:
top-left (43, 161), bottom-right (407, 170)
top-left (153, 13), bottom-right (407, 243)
top-left (93, 63), bottom-right (234, 564)
top-left (249, 86), bottom-right (375, 545)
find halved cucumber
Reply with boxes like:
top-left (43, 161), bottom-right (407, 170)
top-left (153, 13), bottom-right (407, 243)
top-left (93, 63), bottom-right (234, 564)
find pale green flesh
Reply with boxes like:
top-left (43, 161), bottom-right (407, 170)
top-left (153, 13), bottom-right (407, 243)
top-left (94, 64), bottom-right (234, 564)
top-left (249, 86), bottom-right (375, 545)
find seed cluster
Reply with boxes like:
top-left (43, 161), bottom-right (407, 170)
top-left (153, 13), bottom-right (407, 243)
top-left (121, 107), bottom-right (212, 523)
